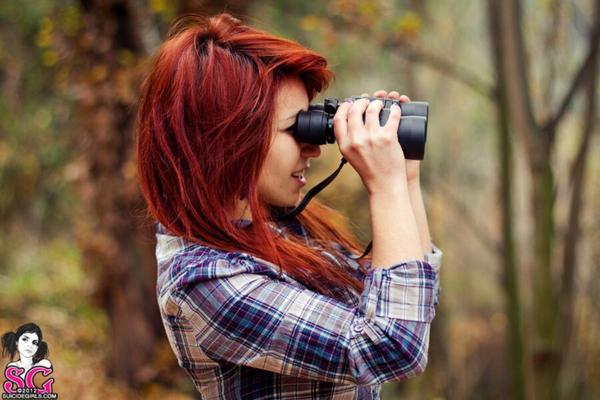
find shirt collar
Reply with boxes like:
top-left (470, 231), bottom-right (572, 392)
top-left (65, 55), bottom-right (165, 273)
top-left (156, 216), bottom-right (306, 239)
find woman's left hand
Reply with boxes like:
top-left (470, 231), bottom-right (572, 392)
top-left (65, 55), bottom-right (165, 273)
top-left (364, 90), bottom-right (421, 185)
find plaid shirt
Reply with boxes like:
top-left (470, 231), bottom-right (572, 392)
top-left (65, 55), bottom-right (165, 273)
top-left (156, 218), bottom-right (442, 399)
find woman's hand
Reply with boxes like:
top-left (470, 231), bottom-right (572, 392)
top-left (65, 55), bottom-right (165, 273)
top-left (332, 92), bottom-right (408, 195)
top-left (370, 90), bottom-right (421, 185)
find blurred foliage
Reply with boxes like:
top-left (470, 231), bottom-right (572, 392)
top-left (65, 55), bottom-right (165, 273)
top-left (0, 0), bottom-right (598, 399)
top-left (0, 2), bottom-right (76, 266)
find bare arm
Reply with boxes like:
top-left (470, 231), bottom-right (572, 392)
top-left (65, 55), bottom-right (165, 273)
top-left (369, 183), bottom-right (423, 267)
top-left (408, 179), bottom-right (433, 255)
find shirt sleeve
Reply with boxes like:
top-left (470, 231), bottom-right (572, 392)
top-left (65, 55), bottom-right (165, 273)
top-left (359, 241), bottom-right (443, 305)
top-left (173, 255), bottom-right (438, 386)
top-left (424, 242), bottom-right (443, 306)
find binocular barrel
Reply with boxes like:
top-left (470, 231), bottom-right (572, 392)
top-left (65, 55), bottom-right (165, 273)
top-left (293, 97), bottom-right (429, 160)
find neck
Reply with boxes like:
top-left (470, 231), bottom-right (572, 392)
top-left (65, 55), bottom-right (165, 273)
top-left (19, 356), bottom-right (33, 367)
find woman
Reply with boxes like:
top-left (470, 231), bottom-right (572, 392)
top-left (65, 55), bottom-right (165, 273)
top-left (2, 323), bottom-right (52, 380)
top-left (137, 13), bottom-right (442, 399)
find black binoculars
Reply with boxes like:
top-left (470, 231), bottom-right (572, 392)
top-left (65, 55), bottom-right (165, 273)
top-left (293, 96), bottom-right (429, 160)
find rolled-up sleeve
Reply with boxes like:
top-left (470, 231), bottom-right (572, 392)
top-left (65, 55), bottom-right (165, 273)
top-left (424, 242), bottom-right (443, 305)
top-left (173, 256), bottom-right (439, 386)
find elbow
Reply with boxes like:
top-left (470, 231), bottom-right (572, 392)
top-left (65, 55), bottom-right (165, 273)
top-left (350, 320), bottom-right (433, 385)
top-left (393, 345), bottom-right (430, 382)
top-left (391, 351), bottom-right (428, 382)
top-left (353, 350), bottom-right (430, 386)
top-left (400, 322), bottom-right (432, 379)
top-left (410, 352), bottom-right (429, 377)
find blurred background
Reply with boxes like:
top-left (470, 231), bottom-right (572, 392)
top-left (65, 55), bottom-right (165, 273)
top-left (0, 0), bottom-right (598, 399)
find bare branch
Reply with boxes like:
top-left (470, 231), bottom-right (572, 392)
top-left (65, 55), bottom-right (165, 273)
top-left (429, 175), bottom-right (502, 258)
top-left (383, 39), bottom-right (495, 100)
top-left (545, 2), bottom-right (600, 132)
top-left (540, 0), bottom-right (562, 117)
top-left (497, 0), bottom-right (538, 138)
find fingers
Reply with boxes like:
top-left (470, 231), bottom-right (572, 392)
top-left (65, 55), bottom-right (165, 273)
top-left (333, 101), bottom-right (353, 146)
top-left (348, 98), bottom-right (370, 139)
top-left (384, 102), bottom-right (402, 131)
top-left (335, 92), bottom-right (408, 151)
top-left (364, 99), bottom-right (385, 130)
top-left (333, 101), bottom-right (352, 147)
top-left (370, 90), bottom-right (410, 102)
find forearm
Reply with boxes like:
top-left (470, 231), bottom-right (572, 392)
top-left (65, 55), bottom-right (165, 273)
top-left (368, 181), bottom-right (423, 268)
top-left (407, 179), bottom-right (432, 255)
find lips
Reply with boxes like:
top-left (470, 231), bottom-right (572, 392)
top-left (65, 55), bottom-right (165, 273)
top-left (291, 169), bottom-right (305, 179)
top-left (291, 169), bottom-right (306, 185)
top-left (291, 161), bottom-right (310, 186)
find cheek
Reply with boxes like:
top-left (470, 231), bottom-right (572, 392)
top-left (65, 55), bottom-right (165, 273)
top-left (267, 137), bottom-right (298, 174)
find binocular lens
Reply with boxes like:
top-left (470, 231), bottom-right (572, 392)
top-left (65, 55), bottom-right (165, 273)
top-left (295, 110), bottom-right (332, 145)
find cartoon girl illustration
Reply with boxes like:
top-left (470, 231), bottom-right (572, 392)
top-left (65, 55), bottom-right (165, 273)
top-left (1, 323), bottom-right (52, 380)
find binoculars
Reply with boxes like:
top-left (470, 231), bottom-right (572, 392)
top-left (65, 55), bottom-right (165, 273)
top-left (293, 96), bottom-right (429, 160)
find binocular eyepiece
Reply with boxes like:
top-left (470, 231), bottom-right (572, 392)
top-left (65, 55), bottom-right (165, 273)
top-left (293, 96), bottom-right (429, 160)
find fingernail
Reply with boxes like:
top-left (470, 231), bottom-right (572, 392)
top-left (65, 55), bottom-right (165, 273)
top-left (343, 97), bottom-right (354, 103)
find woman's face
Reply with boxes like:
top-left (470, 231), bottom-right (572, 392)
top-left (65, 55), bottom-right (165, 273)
top-left (257, 76), bottom-right (321, 208)
top-left (17, 332), bottom-right (39, 359)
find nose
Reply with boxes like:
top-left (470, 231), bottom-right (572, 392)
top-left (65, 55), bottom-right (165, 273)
top-left (300, 142), bottom-right (321, 158)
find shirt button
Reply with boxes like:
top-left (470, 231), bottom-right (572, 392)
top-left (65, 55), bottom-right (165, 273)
top-left (352, 318), bottom-right (364, 333)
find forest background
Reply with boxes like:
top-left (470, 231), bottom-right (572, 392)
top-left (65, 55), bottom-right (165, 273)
top-left (0, 0), bottom-right (598, 399)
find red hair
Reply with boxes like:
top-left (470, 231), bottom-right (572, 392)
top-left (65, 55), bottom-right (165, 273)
top-left (136, 13), bottom-right (370, 300)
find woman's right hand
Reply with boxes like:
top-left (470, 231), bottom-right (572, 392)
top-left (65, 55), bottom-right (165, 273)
top-left (332, 98), bottom-right (408, 195)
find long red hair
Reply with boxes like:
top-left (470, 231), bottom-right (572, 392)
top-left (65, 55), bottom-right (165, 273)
top-left (136, 13), bottom-right (370, 300)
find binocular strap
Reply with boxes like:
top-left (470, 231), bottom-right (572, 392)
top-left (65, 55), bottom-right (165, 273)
top-left (275, 157), bottom-right (373, 260)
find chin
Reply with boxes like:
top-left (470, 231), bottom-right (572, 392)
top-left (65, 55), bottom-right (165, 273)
top-left (272, 196), bottom-right (302, 209)
top-left (264, 190), bottom-right (303, 209)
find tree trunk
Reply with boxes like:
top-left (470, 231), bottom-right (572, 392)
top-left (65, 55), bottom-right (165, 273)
top-left (487, 2), bottom-right (528, 398)
top-left (492, 1), bottom-right (562, 398)
top-left (529, 138), bottom-right (560, 400)
top-left (72, 0), bottom-right (163, 387)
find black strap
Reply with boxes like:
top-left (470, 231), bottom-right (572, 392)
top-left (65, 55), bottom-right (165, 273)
top-left (349, 241), bottom-right (372, 260)
top-left (276, 158), bottom-right (372, 260)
